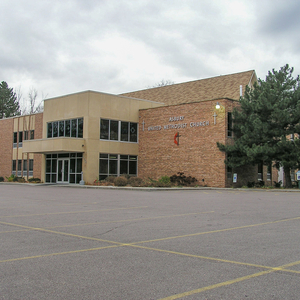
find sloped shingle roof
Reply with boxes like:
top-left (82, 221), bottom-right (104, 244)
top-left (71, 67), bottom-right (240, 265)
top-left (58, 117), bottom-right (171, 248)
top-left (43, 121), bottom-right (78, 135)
top-left (120, 70), bottom-right (256, 105)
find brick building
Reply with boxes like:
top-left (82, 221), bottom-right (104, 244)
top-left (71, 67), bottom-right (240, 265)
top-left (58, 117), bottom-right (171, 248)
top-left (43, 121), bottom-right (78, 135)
top-left (0, 70), bottom-right (279, 187)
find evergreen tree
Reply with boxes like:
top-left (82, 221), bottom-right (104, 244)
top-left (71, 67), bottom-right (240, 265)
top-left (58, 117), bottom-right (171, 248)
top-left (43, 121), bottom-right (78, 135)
top-left (0, 81), bottom-right (20, 119)
top-left (217, 65), bottom-right (300, 188)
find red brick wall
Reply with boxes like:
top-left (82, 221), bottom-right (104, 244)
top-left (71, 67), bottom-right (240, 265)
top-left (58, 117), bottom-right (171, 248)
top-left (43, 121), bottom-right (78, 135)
top-left (138, 100), bottom-right (232, 187)
top-left (0, 118), bottom-right (13, 178)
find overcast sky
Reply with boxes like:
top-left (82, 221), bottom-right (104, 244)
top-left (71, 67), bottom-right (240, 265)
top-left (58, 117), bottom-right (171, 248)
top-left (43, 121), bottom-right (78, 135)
top-left (1, 0), bottom-right (300, 107)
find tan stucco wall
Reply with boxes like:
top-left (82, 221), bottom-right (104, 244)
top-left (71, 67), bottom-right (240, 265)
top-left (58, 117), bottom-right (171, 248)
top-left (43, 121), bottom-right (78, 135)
top-left (42, 91), bottom-right (163, 183)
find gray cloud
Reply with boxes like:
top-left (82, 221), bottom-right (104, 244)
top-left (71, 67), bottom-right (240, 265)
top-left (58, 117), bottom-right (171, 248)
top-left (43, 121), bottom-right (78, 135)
top-left (0, 0), bottom-right (300, 103)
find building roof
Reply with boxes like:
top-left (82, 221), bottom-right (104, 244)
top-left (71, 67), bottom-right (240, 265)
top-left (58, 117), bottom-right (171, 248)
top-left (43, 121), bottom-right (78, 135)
top-left (120, 70), bottom-right (257, 105)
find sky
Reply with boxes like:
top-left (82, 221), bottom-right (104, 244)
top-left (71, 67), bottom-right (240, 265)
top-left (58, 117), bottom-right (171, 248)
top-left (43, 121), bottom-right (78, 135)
top-left (1, 0), bottom-right (300, 108)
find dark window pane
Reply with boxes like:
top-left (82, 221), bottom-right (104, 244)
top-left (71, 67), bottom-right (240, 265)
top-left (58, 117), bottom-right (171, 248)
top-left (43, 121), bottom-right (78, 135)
top-left (51, 174), bottom-right (56, 183)
top-left (46, 160), bottom-right (51, 173)
top-left (130, 123), bottom-right (137, 142)
top-left (53, 122), bottom-right (58, 137)
top-left (78, 118), bottom-right (83, 138)
top-left (121, 122), bottom-right (129, 141)
top-left (13, 132), bottom-right (17, 143)
top-left (19, 131), bottom-right (23, 143)
top-left (58, 153), bottom-right (69, 158)
top-left (12, 160), bottom-right (16, 171)
top-left (46, 154), bottom-right (51, 158)
top-left (120, 155), bottom-right (128, 159)
top-left (109, 160), bottom-right (118, 175)
top-left (120, 160), bottom-right (128, 175)
top-left (65, 120), bottom-right (70, 137)
top-left (129, 155), bottom-right (137, 160)
top-left (59, 121), bottom-right (65, 137)
top-left (18, 160), bottom-right (22, 170)
top-left (29, 159), bottom-right (33, 171)
top-left (46, 174), bottom-right (51, 182)
top-left (100, 153), bottom-right (108, 159)
top-left (100, 119), bottom-right (109, 140)
top-left (30, 130), bottom-right (34, 139)
top-left (47, 123), bottom-right (52, 138)
top-left (70, 159), bottom-right (76, 173)
top-left (51, 159), bottom-right (57, 173)
top-left (110, 120), bottom-right (119, 140)
top-left (70, 174), bottom-right (75, 184)
top-left (129, 160), bottom-right (137, 175)
top-left (99, 175), bottom-right (107, 180)
top-left (77, 153), bottom-right (83, 157)
top-left (76, 158), bottom-right (82, 173)
top-left (228, 112), bottom-right (233, 137)
top-left (71, 119), bottom-right (77, 137)
top-left (100, 159), bottom-right (108, 173)
top-left (23, 160), bottom-right (27, 171)
top-left (109, 154), bottom-right (118, 159)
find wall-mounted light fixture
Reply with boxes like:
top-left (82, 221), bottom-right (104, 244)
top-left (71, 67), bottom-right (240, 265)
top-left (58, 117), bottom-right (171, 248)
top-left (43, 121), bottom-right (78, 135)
top-left (216, 102), bottom-right (221, 109)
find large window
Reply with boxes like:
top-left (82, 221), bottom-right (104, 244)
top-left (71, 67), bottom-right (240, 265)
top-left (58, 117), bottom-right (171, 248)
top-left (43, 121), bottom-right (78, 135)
top-left (100, 119), bottom-right (138, 143)
top-left (12, 160), bottom-right (16, 175)
top-left (99, 154), bottom-right (137, 180)
top-left (258, 162), bottom-right (263, 181)
top-left (47, 118), bottom-right (83, 138)
top-left (18, 132), bottom-right (23, 147)
top-left (45, 153), bottom-right (82, 183)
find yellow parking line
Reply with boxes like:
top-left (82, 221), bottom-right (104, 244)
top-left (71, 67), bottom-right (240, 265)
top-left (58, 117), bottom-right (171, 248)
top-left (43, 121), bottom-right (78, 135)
top-left (0, 245), bottom-right (121, 264)
top-left (0, 206), bottom-right (148, 218)
top-left (135, 216), bottom-right (300, 245)
top-left (159, 259), bottom-right (300, 300)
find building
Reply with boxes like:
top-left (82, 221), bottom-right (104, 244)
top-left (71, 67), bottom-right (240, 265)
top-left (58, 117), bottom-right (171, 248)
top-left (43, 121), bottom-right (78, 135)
top-left (0, 71), bottom-right (278, 187)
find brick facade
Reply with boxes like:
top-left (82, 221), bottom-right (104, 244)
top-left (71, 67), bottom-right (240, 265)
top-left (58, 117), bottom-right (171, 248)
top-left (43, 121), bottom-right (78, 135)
top-left (138, 99), bottom-right (278, 188)
top-left (0, 118), bottom-right (13, 178)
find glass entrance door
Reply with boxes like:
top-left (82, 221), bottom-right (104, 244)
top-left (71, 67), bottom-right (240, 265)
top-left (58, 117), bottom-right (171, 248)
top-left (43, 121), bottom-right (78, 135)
top-left (57, 159), bottom-right (69, 183)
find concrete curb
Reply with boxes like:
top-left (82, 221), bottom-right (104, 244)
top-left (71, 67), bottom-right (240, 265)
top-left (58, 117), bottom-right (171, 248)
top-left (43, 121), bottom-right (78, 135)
top-left (1, 182), bottom-right (300, 192)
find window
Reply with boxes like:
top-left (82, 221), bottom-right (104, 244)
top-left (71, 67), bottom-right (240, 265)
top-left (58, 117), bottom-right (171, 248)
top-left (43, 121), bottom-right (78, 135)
top-left (23, 159), bottom-right (28, 176)
top-left (45, 153), bottom-right (82, 183)
top-left (30, 130), bottom-right (34, 140)
top-left (12, 160), bottom-right (16, 175)
top-left (13, 132), bottom-right (17, 148)
top-left (100, 119), bottom-right (138, 142)
top-left (227, 166), bottom-right (232, 180)
top-left (99, 154), bottom-right (138, 180)
top-left (18, 132), bottom-right (23, 147)
top-left (258, 162), bottom-right (263, 181)
top-left (227, 112), bottom-right (233, 137)
top-left (47, 118), bottom-right (83, 138)
top-left (267, 164), bottom-right (272, 181)
top-left (24, 131), bottom-right (29, 140)
top-left (29, 159), bottom-right (33, 176)
top-left (17, 160), bottom-right (22, 176)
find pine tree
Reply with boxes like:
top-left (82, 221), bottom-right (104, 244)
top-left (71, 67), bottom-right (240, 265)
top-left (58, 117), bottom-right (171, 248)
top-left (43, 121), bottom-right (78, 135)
top-left (0, 81), bottom-right (20, 119)
top-left (217, 65), bottom-right (300, 188)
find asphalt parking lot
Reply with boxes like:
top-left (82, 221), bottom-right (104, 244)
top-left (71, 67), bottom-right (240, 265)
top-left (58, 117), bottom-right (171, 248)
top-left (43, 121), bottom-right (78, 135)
top-left (0, 184), bottom-right (300, 300)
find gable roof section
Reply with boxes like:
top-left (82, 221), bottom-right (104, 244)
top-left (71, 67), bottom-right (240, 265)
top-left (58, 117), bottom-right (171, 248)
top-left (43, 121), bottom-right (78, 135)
top-left (120, 70), bottom-right (257, 105)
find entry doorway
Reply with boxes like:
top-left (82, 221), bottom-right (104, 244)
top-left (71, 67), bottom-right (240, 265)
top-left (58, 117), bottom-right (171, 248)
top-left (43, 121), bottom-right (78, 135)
top-left (57, 159), bottom-right (69, 183)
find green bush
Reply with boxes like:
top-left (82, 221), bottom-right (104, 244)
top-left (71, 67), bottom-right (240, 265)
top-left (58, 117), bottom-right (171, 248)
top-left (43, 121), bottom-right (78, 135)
top-left (6, 174), bottom-right (16, 182)
top-left (0, 176), bottom-right (4, 182)
top-left (114, 176), bottom-right (128, 186)
top-left (13, 176), bottom-right (25, 183)
top-left (158, 176), bottom-right (171, 184)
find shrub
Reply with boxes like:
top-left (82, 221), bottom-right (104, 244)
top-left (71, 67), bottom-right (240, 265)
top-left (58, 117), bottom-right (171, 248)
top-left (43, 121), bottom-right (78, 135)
top-left (247, 181), bottom-right (255, 188)
top-left (128, 177), bottom-right (144, 187)
top-left (273, 180), bottom-right (282, 188)
top-left (0, 176), bottom-right (4, 182)
top-left (28, 177), bottom-right (41, 183)
top-left (114, 176), bottom-right (128, 186)
top-left (170, 172), bottom-right (197, 186)
top-left (255, 181), bottom-right (265, 188)
top-left (13, 176), bottom-right (25, 183)
top-left (6, 174), bottom-right (16, 182)
top-left (158, 176), bottom-right (171, 185)
top-left (106, 176), bottom-right (116, 183)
